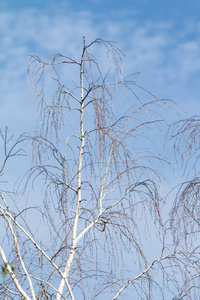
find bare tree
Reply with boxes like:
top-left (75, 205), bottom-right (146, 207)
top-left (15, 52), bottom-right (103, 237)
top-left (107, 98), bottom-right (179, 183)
top-left (1, 37), bottom-right (200, 299)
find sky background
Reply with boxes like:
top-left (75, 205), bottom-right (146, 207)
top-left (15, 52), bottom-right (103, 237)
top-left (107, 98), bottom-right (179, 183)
top-left (0, 1), bottom-right (199, 190)
top-left (0, 0), bottom-right (199, 191)
top-left (1, 0), bottom-right (200, 135)
top-left (0, 1), bottom-right (200, 298)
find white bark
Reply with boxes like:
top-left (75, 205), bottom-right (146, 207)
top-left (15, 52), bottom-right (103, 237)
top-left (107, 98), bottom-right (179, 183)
top-left (0, 193), bottom-right (73, 300)
top-left (0, 246), bottom-right (31, 300)
top-left (55, 38), bottom-right (86, 300)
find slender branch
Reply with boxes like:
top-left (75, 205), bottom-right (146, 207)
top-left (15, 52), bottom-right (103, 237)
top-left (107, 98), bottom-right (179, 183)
top-left (0, 193), bottom-right (74, 300)
top-left (0, 246), bottom-right (31, 300)
top-left (0, 206), bottom-right (36, 299)
top-left (112, 255), bottom-right (172, 300)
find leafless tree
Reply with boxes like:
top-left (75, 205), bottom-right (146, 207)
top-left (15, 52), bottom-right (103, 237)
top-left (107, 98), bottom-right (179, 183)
top-left (1, 37), bottom-right (200, 299)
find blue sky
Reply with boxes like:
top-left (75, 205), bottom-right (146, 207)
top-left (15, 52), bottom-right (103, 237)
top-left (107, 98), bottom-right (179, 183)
top-left (0, 1), bottom-right (200, 298)
top-left (0, 0), bottom-right (199, 182)
top-left (1, 0), bottom-right (200, 136)
top-left (0, 0), bottom-right (199, 184)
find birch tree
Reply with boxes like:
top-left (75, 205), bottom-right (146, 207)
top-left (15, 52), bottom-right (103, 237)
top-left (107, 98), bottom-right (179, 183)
top-left (1, 38), bottom-right (200, 299)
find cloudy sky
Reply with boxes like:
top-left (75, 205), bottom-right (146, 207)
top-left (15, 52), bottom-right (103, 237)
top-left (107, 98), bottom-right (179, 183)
top-left (1, 1), bottom-right (200, 130)
top-left (0, 0), bottom-right (200, 176)
top-left (0, 1), bottom-right (200, 297)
